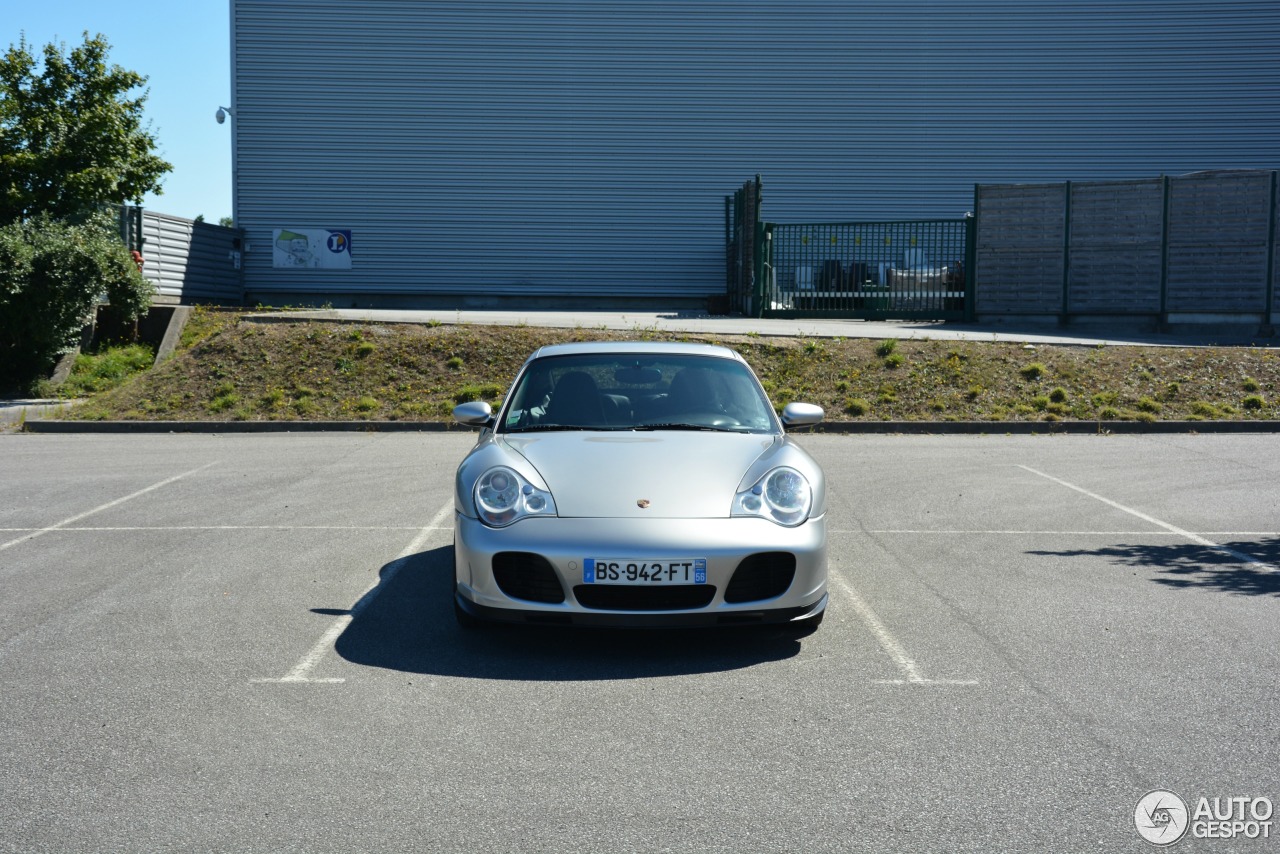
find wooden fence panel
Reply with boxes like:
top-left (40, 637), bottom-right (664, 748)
top-left (974, 183), bottom-right (1065, 315)
top-left (1067, 179), bottom-right (1163, 314)
top-left (1166, 171), bottom-right (1272, 314)
top-left (975, 170), bottom-right (1278, 324)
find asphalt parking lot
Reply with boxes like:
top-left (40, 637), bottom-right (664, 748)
top-left (1, 432), bottom-right (1277, 853)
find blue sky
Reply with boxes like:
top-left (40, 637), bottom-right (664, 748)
top-left (7, 2), bottom-right (232, 222)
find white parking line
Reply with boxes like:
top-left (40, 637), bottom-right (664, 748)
top-left (0, 525), bottom-right (447, 532)
top-left (832, 530), bottom-right (1190, 536)
top-left (827, 571), bottom-right (979, 687)
top-left (1017, 465), bottom-right (1278, 572)
top-left (253, 498), bottom-right (455, 685)
top-left (0, 462), bottom-right (220, 554)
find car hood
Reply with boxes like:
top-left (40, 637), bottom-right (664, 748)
top-left (501, 432), bottom-right (777, 518)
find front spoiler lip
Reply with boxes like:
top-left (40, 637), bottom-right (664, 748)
top-left (455, 591), bottom-right (828, 629)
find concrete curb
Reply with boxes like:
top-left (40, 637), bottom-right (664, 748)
top-left (21, 419), bottom-right (472, 433)
top-left (20, 419), bottom-right (1280, 435)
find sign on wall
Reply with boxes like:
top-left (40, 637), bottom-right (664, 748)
top-left (272, 228), bottom-right (352, 269)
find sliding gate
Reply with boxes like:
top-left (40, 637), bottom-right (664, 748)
top-left (760, 219), bottom-right (973, 319)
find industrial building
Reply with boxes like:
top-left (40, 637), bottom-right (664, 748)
top-left (226, 1), bottom-right (1280, 308)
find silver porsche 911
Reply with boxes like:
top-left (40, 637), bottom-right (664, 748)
top-left (451, 341), bottom-right (828, 634)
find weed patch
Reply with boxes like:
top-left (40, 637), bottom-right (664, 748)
top-left (53, 313), bottom-right (1280, 424)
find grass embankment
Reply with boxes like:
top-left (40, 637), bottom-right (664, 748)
top-left (55, 307), bottom-right (1280, 423)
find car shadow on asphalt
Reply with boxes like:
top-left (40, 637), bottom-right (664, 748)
top-left (327, 546), bottom-right (805, 680)
top-left (1027, 536), bottom-right (1280, 597)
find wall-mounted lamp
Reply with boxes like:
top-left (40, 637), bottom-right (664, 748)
top-left (215, 106), bottom-right (233, 124)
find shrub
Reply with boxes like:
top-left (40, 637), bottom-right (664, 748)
top-left (1020, 362), bottom-right (1047, 381)
top-left (843, 398), bottom-right (871, 417)
top-left (883, 352), bottom-right (904, 369)
top-left (875, 339), bottom-right (897, 358)
top-left (0, 215), bottom-right (153, 390)
top-left (1190, 401), bottom-right (1219, 418)
top-left (1136, 396), bottom-right (1161, 413)
top-left (207, 392), bottom-right (239, 413)
top-left (1092, 391), bottom-right (1118, 407)
top-left (1049, 387), bottom-right (1068, 403)
top-left (453, 383), bottom-right (504, 404)
top-left (1242, 377), bottom-right (1261, 393)
top-left (1243, 395), bottom-right (1265, 410)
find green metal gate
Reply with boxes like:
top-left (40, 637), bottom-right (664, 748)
top-left (724, 176), bottom-right (765, 316)
top-left (726, 178), bottom-right (975, 320)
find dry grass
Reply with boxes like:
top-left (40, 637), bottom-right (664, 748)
top-left (61, 307), bottom-right (1280, 423)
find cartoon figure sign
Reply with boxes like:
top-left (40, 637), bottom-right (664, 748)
top-left (272, 228), bottom-right (352, 269)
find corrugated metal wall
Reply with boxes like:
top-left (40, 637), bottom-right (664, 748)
top-left (137, 210), bottom-right (244, 303)
top-left (230, 0), bottom-right (1280, 302)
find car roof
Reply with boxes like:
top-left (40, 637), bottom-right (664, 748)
top-left (524, 341), bottom-right (745, 363)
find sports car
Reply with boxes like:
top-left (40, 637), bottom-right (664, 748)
top-left (451, 341), bottom-right (828, 633)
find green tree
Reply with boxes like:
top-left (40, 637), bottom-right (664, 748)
top-left (0, 32), bottom-right (172, 223)
top-left (0, 214), bottom-right (152, 390)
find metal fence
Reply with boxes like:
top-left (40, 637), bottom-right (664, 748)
top-left (724, 176), bottom-right (764, 316)
top-left (761, 219), bottom-right (972, 319)
top-left (725, 177), bottom-right (973, 320)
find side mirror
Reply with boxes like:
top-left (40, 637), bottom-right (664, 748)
top-left (452, 400), bottom-right (494, 426)
top-left (781, 402), bottom-right (824, 427)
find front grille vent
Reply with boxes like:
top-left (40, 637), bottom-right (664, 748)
top-left (492, 552), bottom-right (566, 604)
top-left (724, 552), bottom-right (796, 603)
top-left (573, 584), bottom-right (716, 611)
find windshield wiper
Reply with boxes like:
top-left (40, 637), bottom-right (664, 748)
top-left (505, 424), bottom-right (626, 433)
top-left (634, 422), bottom-right (741, 432)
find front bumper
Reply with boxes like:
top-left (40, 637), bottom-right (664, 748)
top-left (454, 512), bottom-right (827, 628)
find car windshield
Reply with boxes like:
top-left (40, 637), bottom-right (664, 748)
top-left (500, 353), bottom-right (778, 434)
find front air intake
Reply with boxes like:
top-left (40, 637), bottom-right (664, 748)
top-left (724, 552), bottom-right (796, 603)
top-left (492, 552), bottom-right (566, 604)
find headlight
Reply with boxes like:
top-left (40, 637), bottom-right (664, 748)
top-left (732, 467), bottom-right (812, 527)
top-left (474, 466), bottom-right (557, 527)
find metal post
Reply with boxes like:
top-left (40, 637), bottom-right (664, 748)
top-left (1061, 181), bottom-right (1072, 323)
top-left (964, 208), bottom-right (976, 322)
top-left (1159, 175), bottom-right (1171, 323)
top-left (968, 184), bottom-right (981, 322)
top-left (1266, 170), bottom-right (1277, 328)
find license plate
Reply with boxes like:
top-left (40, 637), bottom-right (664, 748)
top-left (584, 558), bottom-right (707, 585)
